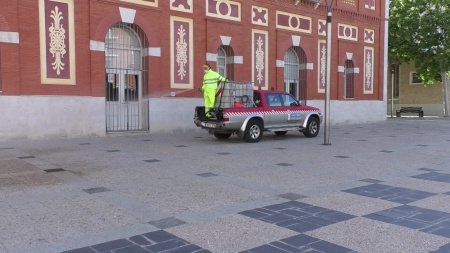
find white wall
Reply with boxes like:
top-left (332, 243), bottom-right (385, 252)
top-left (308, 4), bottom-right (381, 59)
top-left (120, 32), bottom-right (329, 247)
top-left (0, 96), bottom-right (387, 140)
top-left (0, 96), bottom-right (105, 140)
top-left (308, 100), bottom-right (387, 125)
top-left (149, 98), bottom-right (204, 134)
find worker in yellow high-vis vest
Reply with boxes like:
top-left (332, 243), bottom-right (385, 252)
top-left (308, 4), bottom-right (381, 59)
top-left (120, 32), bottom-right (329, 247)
top-left (201, 64), bottom-right (227, 118)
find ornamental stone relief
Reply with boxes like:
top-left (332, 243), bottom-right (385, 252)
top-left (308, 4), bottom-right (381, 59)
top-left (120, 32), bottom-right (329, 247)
top-left (176, 25), bottom-right (188, 80)
top-left (48, 6), bottom-right (66, 75)
top-left (255, 36), bottom-right (265, 83)
top-left (364, 47), bottom-right (374, 94)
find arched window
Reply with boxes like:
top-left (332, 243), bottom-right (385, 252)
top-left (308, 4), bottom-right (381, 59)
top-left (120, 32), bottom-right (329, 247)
top-left (284, 46), bottom-right (307, 104)
top-left (344, 60), bottom-right (355, 98)
top-left (217, 45), bottom-right (234, 80)
top-left (217, 47), bottom-right (226, 77)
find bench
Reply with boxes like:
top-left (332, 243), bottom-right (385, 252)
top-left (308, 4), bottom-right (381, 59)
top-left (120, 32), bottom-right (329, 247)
top-left (396, 107), bottom-right (424, 117)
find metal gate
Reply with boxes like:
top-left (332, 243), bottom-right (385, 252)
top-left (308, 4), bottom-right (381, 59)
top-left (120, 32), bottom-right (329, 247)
top-left (105, 23), bottom-right (149, 132)
top-left (344, 60), bottom-right (355, 99)
top-left (284, 46), bottom-right (307, 104)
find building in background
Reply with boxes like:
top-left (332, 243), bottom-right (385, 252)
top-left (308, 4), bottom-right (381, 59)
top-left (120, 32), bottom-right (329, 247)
top-left (0, 0), bottom-right (388, 140)
top-left (388, 63), bottom-right (445, 117)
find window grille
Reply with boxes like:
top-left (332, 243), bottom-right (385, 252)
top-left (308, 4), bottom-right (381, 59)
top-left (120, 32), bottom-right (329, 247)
top-left (284, 46), bottom-right (307, 104)
top-left (344, 60), bottom-right (355, 98)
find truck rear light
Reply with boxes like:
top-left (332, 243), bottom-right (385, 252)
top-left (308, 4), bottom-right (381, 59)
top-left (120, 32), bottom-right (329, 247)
top-left (223, 114), bottom-right (229, 122)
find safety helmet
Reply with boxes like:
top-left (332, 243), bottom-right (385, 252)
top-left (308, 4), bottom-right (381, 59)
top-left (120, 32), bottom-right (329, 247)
top-left (203, 64), bottom-right (211, 71)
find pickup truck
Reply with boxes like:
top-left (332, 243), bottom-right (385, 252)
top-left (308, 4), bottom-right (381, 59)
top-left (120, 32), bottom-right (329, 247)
top-left (194, 89), bottom-right (323, 143)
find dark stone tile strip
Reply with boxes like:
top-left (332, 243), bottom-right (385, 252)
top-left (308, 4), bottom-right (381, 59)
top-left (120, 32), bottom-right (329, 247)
top-left (44, 168), bottom-right (65, 173)
top-left (342, 183), bottom-right (436, 204)
top-left (243, 234), bottom-right (356, 253)
top-left (196, 172), bottom-right (219, 178)
top-left (418, 168), bottom-right (439, 172)
top-left (412, 172), bottom-right (450, 183)
top-left (148, 217), bottom-right (187, 229)
top-left (144, 159), bottom-right (161, 163)
top-left (61, 230), bottom-right (209, 253)
top-left (276, 163), bottom-right (293, 167)
top-left (0, 147), bottom-right (14, 150)
top-left (18, 156), bottom-right (35, 159)
top-left (239, 201), bottom-right (356, 234)
top-left (359, 178), bottom-right (384, 183)
top-left (277, 193), bottom-right (307, 201)
top-left (364, 205), bottom-right (450, 238)
top-left (83, 187), bottom-right (111, 194)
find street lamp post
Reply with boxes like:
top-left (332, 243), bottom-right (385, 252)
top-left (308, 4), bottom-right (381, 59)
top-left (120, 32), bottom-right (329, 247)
top-left (437, 27), bottom-right (450, 118)
top-left (323, 0), bottom-right (334, 145)
top-left (391, 61), bottom-right (395, 118)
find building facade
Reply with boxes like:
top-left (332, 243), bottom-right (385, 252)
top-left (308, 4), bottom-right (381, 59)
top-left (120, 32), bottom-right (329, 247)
top-left (388, 63), bottom-right (447, 117)
top-left (0, 0), bottom-right (388, 140)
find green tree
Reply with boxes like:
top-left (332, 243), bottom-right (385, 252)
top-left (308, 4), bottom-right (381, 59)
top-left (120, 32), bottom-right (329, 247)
top-left (389, 0), bottom-right (450, 116)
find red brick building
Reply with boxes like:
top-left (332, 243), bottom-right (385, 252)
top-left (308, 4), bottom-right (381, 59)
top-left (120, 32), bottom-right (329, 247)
top-left (0, 0), bottom-right (388, 139)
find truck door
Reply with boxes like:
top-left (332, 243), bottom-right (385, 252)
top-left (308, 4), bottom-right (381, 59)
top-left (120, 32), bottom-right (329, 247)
top-left (281, 93), bottom-right (304, 126)
top-left (265, 93), bottom-right (288, 127)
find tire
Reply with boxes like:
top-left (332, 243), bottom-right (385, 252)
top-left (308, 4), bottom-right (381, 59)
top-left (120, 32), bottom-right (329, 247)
top-left (243, 119), bottom-right (263, 143)
top-left (213, 132), bottom-right (232, 139)
top-left (303, 117), bottom-right (320, 138)
top-left (274, 131), bottom-right (287, 136)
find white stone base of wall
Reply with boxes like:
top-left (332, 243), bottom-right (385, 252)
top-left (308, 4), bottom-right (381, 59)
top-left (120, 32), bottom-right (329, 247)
top-left (149, 98), bottom-right (204, 134)
top-left (0, 96), bottom-right (105, 140)
top-left (0, 96), bottom-right (387, 140)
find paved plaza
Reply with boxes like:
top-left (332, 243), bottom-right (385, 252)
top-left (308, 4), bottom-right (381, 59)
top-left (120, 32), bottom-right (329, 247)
top-left (1, 118), bottom-right (450, 253)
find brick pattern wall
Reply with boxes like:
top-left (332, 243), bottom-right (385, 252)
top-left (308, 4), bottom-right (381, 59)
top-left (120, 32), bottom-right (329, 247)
top-left (0, 0), bottom-right (386, 102)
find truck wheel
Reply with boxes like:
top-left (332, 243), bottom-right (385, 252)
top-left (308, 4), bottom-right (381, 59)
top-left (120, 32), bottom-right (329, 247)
top-left (214, 132), bottom-right (232, 139)
top-left (244, 119), bottom-right (263, 143)
top-left (274, 131), bottom-right (287, 136)
top-left (303, 117), bottom-right (320, 138)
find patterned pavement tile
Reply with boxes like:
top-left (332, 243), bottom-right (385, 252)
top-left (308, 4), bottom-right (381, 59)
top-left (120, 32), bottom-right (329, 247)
top-left (239, 201), bottom-right (355, 233)
top-left (412, 172), bottom-right (450, 183)
top-left (306, 217), bottom-right (450, 253)
top-left (342, 183), bottom-right (436, 204)
top-left (166, 214), bottom-right (298, 253)
top-left (430, 243), bottom-right (450, 253)
top-left (61, 230), bottom-right (208, 253)
top-left (383, 178), bottom-right (450, 194)
top-left (241, 234), bottom-right (357, 253)
top-left (410, 195), bottom-right (450, 214)
top-left (364, 205), bottom-right (450, 238)
top-left (301, 192), bottom-right (401, 216)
